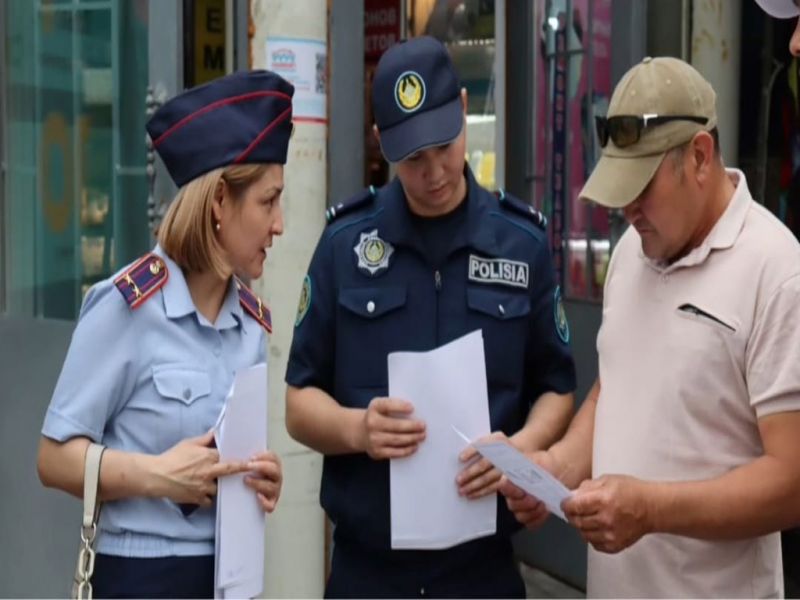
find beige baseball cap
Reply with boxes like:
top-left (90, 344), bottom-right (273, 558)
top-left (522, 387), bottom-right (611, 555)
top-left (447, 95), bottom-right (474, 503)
top-left (755, 0), bottom-right (800, 18)
top-left (579, 56), bottom-right (717, 209)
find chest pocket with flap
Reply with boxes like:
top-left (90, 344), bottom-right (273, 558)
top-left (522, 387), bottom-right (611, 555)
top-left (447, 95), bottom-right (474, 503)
top-left (338, 286), bottom-right (407, 319)
top-left (467, 287), bottom-right (530, 320)
top-left (152, 364), bottom-right (211, 406)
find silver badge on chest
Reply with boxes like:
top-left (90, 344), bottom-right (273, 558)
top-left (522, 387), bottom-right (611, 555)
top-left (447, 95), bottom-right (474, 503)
top-left (354, 229), bottom-right (394, 276)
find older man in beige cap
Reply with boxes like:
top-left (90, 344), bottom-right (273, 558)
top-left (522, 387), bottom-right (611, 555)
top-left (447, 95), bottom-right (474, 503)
top-left (501, 56), bottom-right (800, 598)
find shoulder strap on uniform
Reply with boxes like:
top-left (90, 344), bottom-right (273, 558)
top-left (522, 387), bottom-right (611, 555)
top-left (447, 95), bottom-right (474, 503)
top-left (113, 253), bottom-right (168, 309)
top-left (495, 189), bottom-right (548, 230)
top-left (235, 277), bottom-right (272, 333)
top-left (325, 186), bottom-right (377, 224)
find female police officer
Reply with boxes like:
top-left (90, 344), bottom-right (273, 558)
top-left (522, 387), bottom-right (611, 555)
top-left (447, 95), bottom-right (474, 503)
top-left (286, 37), bottom-right (576, 598)
top-left (37, 69), bottom-right (293, 598)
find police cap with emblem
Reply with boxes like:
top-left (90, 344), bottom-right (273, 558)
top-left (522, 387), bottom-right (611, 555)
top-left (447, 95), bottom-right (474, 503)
top-left (146, 70), bottom-right (295, 187)
top-left (372, 36), bottom-right (463, 163)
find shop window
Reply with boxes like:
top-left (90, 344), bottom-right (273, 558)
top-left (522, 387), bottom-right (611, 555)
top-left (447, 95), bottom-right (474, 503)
top-left (536, 0), bottom-right (617, 301)
top-left (407, 0), bottom-right (498, 190)
top-left (3, 0), bottom-right (150, 319)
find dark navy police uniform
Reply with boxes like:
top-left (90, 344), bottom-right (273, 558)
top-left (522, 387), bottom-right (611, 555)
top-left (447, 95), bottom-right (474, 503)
top-left (287, 167), bottom-right (575, 598)
top-left (287, 34), bottom-right (575, 599)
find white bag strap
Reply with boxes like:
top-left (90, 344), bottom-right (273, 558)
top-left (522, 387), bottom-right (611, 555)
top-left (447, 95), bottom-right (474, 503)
top-left (73, 443), bottom-right (105, 600)
top-left (82, 443), bottom-right (104, 527)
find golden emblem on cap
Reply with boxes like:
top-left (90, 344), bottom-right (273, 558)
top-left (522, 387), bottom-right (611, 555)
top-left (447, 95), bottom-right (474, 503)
top-left (395, 71), bottom-right (426, 112)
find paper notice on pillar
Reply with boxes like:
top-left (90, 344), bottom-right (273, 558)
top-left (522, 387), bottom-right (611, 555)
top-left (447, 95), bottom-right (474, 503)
top-left (388, 330), bottom-right (496, 550)
top-left (266, 37), bottom-right (326, 122)
top-left (214, 362), bottom-right (268, 599)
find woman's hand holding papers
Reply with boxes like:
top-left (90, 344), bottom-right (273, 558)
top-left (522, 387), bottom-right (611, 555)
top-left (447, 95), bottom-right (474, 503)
top-left (152, 430), bottom-right (249, 506)
top-left (244, 451), bottom-right (283, 513)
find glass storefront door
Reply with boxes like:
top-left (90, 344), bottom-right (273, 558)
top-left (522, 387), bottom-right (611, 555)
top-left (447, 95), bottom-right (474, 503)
top-left (3, 0), bottom-right (150, 319)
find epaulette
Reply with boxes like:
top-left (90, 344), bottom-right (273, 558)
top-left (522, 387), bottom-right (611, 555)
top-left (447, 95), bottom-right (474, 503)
top-left (495, 189), bottom-right (548, 230)
top-left (113, 253), bottom-right (168, 309)
top-left (325, 186), bottom-right (377, 223)
top-left (235, 277), bottom-right (272, 333)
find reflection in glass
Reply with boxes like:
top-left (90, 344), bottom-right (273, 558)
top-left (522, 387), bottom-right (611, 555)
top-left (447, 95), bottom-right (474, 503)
top-left (3, 0), bottom-right (149, 319)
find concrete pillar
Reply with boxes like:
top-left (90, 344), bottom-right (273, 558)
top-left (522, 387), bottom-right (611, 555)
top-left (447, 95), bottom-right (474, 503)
top-left (250, 0), bottom-right (327, 597)
top-left (691, 0), bottom-right (742, 165)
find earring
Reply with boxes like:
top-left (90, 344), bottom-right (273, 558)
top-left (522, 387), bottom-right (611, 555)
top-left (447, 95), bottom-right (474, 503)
top-left (215, 222), bottom-right (221, 232)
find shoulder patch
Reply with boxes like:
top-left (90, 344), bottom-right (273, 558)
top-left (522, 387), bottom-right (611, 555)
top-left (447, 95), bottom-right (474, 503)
top-left (495, 189), bottom-right (548, 230)
top-left (236, 277), bottom-right (272, 333)
top-left (113, 253), bottom-right (168, 309)
top-left (554, 286), bottom-right (570, 343)
top-left (326, 186), bottom-right (377, 224)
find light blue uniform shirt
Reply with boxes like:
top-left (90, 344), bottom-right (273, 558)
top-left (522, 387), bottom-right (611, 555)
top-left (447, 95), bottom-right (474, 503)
top-left (42, 246), bottom-right (266, 557)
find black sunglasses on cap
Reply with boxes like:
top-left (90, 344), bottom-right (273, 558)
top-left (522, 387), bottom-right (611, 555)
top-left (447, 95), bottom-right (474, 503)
top-left (595, 114), bottom-right (709, 148)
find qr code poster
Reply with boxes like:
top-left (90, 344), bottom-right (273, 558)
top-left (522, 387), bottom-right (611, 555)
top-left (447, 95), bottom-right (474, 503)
top-left (266, 37), bottom-right (327, 122)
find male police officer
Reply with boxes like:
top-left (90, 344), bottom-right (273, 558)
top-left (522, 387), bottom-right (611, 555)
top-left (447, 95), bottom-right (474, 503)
top-left (285, 36), bottom-right (576, 598)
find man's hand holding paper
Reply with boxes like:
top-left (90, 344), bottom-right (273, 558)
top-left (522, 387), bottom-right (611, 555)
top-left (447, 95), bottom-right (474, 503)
top-left (361, 397), bottom-right (426, 460)
top-left (455, 431), bottom-right (572, 522)
top-left (499, 450), bottom-right (564, 530)
top-left (457, 431), bottom-right (509, 500)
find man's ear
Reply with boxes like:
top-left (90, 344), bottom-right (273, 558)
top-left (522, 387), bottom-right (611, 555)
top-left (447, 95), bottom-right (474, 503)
top-left (690, 131), bottom-right (715, 184)
top-left (372, 123), bottom-right (381, 145)
top-left (460, 88), bottom-right (468, 114)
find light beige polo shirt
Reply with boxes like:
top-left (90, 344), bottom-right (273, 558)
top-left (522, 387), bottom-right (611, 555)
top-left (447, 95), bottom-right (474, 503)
top-left (590, 169), bottom-right (800, 598)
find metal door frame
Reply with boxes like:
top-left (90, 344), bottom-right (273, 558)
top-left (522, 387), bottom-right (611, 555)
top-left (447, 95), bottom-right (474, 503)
top-left (146, 0), bottom-right (183, 240)
top-left (0, 3), bottom-right (7, 314)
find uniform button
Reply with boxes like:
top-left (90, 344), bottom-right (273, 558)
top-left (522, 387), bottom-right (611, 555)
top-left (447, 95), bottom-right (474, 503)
top-left (498, 304), bottom-right (505, 316)
top-left (366, 300), bottom-right (375, 314)
top-left (182, 388), bottom-right (192, 401)
top-left (661, 274), bottom-right (669, 283)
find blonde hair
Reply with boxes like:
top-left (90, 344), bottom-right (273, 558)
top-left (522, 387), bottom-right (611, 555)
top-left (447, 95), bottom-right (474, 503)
top-left (158, 164), bottom-right (269, 279)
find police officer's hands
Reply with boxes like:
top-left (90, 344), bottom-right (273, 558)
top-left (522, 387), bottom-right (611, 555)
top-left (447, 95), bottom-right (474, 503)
top-left (152, 430), bottom-right (249, 506)
top-left (456, 431), bottom-right (509, 499)
top-left (499, 450), bottom-right (558, 530)
top-left (562, 474), bottom-right (653, 554)
top-left (361, 397), bottom-right (426, 460)
top-left (244, 451), bottom-right (283, 513)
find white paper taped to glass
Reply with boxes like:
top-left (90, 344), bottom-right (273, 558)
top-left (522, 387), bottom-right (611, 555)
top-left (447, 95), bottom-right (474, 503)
top-left (453, 427), bottom-right (572, 521)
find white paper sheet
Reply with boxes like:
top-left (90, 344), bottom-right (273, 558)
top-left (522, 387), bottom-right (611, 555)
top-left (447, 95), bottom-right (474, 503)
top-left (453, 428), bottom-right (572, 521)
top-left (213, 362), bottom-right (268, 599)
top-left (388, 330), bottom-right (496, 549)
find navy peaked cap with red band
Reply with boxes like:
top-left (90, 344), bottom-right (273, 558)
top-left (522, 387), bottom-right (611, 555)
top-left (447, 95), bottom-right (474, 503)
top-left (146, 70), bottom-right (295, 187)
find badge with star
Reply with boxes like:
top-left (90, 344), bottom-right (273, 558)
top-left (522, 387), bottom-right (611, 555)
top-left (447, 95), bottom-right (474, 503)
top-left (353, 229), bottom-right (394, 276)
